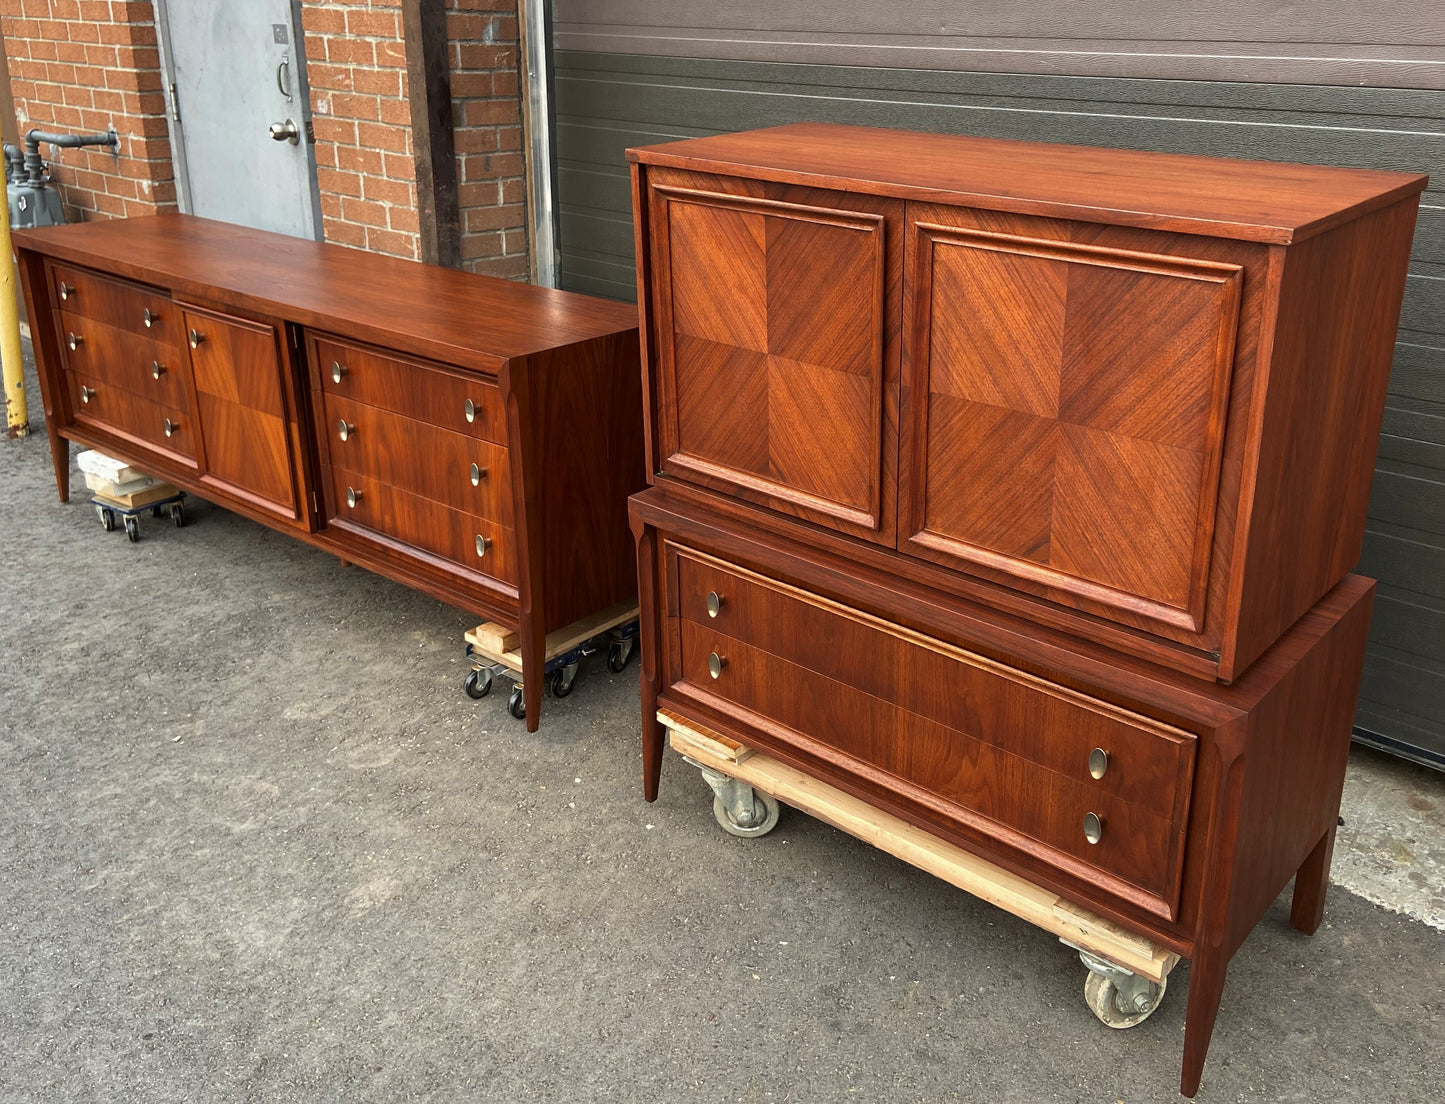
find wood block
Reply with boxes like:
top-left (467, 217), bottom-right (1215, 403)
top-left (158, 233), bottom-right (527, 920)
top-left (92, 483), bottom-right (181, 509)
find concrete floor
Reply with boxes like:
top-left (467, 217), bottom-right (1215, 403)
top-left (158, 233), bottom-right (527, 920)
top-left (2, 357), bottom-right (1443, 1103)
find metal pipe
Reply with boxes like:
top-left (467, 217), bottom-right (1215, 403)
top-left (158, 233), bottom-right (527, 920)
top-left (23, 128), bottom-right (120, 186)
top-left (2, 144), bottom-right (23, 185)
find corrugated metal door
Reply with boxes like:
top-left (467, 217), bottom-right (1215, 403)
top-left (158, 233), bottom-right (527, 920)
top-left (548, 2), bottom-right (1445, 767)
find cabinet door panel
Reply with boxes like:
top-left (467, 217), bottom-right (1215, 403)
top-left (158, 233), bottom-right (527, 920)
top-left (646, 168), bottom-right (900, 544)
top-left (902, 206), bottom-right (1245, 637)
top-left (182, 305), bottom-right (300, 520)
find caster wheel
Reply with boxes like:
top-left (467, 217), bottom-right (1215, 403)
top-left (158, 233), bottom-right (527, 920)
top-left (170, 502), bottom-right (186, 527)
top-left (507, 686), bottom-right (526, 720)
top-left (1084, 968), bottom-right (1166, 1029)
top-left (607, 637), bottom-right (634, 673)
top-left (464, 668), bottom-right (493, 699)
top-left (97, 505), bottom-right (116, 532)
top-left (550, 663), bottom-right (577, 698)
top-left (123, 514), bottom-right (140, 543)
top-left (713, 790), bottom-right (781, 838)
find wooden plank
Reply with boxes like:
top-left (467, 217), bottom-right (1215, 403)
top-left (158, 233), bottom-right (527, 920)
top-left (401, 0), bottom-right (462, 268)
top-left (658, 708), bottom-right (753, 764)
top-left (468, 600), bottom-right (638, 670)
top-left (91, 483), bottom-right (181, 509)
top-left (662, 715), bottom-right (1179, 984)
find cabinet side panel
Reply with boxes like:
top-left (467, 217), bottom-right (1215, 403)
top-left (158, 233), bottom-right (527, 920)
top-left (1227, 198), bottom-right (1419, 677)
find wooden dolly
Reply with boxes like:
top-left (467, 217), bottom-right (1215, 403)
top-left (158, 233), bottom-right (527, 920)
top-left (661, 708), bottom-right (1179, 1028)
top-left (464, 602), bottom-right (640, 720)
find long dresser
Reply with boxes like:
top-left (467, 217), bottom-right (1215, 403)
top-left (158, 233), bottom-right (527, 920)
top-left (626, 123), bottom-right (1425, 1095)
top-left (17, 213), bottom-right (644, 729)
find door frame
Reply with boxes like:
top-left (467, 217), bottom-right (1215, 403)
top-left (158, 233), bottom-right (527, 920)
top-left (154, 0), bottom-right (324, 240)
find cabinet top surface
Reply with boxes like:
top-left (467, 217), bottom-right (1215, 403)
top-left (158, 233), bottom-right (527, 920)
top-left (14, 213), bottom-right (639, 367)
top-left (628, 123), bottom-right (1428, 244)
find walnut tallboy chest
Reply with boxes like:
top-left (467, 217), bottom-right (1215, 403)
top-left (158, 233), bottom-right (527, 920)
top-left (17, 214), bottom-right (645, 729)
top-left (625, 123), bottom-right (1425, 1095)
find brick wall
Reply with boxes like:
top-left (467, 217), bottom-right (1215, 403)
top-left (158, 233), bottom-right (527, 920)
top-left (447, 0), bottom-right (526, 279)
top-left (0, 0), bottom-right (175, 221)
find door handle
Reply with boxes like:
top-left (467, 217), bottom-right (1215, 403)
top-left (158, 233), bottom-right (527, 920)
top-left (276, 53), bottom-right (293, 102)
top-left (269, 118), bottom-right (300, 145)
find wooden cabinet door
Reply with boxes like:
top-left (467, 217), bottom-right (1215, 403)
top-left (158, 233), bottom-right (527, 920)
top-left (644, 167), bottom-right (901, 544)
top-left (900, 205), bottom-right (1248, 639)
top-left (182, 304), bottom-right (305, 523)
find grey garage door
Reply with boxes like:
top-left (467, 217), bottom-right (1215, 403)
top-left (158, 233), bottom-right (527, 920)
top-left (549, 2), bottom-right (1445, 768)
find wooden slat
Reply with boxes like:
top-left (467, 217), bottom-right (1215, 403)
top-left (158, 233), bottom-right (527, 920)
top-left (468, 600), bottom-right (639, 670)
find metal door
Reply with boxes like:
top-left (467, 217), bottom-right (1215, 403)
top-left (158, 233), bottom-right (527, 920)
top-left (157, 0), bottom-right (322, 239)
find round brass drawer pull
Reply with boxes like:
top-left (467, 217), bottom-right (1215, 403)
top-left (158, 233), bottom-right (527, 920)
top-left (79, 385), bottom-right (95, 404)
top-left (151, 361), bottom-right (166, 380)
top-left (337, 419), bottom-right (353, 442)
top-left (475, 534), bottom-right (491, 558)
top-left (1088, 748), bottom-right (1109, 780)
top-left (464, 398), bottom-right (478, 423)
top-left (469, 462), bottom-right (486, 486)
top-left (331, 361), bottom-right (347, 384)
top-left (143, 307), bottom-right (157, 328)
top-left (345, 486), bottom-right (361, 509)
top-left (1083, 812), bottom-right (1104, 845)
top-left (706, 591), bottom-right (723, 618)
top-left (708, 652), bottom-right (725, 679)
top-left (66, 332), bottom-right (82, 350)
top-left (163, 417), bottom-right (178, 438)
top-left (188, 328), bottom-right (204, 349)
top-left (58, 281), bottom-right (74, 300)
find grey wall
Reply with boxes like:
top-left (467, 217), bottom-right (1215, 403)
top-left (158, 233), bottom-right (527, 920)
top-left (549, 48), bottom-right (1445, 765)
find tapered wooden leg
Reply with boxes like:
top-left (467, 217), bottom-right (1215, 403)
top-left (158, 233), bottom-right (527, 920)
top-left (47, 427), bottom-right (70, 502)
top-left (1181, 948), bottom-right (1229, 1098)
top-left (518, 619), bottom-right (544, 734)
top-left (633, 519), bottom-right (664, 801)
top-left (1290, 823), bottom-right (1338, 936)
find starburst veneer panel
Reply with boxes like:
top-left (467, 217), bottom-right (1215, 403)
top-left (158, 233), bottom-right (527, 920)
top-left (652, 185), bottom-right (889, 535)
top-left (906, 225), bottom-right (1242, 633)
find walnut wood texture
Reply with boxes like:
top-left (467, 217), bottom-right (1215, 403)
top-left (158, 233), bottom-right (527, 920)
top-left (17, 215), bottom-right (643, 731)
top-left (631, 486), bottom-right (1374, 1098)
top-left (631, 124), bottom-right (1424, 681)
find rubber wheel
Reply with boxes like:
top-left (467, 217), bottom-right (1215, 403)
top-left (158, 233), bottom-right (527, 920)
top-left (171, 502), bottom-right (185, 528)
top-left (607, 638), bottom-right (633, 673)
top-left (124, 515), bottom-right (140, 543)
top-left (464, 668), bottom-right (493, 699)
top-left (550, 666), bottom-right (576, 698)
top-left (507, 686), bottom-right (526, 720)
top-left (712, 790), bottom-right (781, 838)
top-left (98, 506), bottom-right (116, 532)
top-left (1084, 968), bottom-right (1166, 1029)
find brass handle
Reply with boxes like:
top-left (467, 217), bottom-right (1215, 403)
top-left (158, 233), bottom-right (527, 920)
top-left (708, 652), bottom-right (725, 679)
top-left (66, 332), bottom-right (82, 350)
top-left (469, 462), bottom-right (486, 486)
top-left (58, 281), bottom-right (73, 301)
top-left (337, 419), bottom-right (353, 442)
top-left (151, 361), bottom-right (166, 380)
top-left (706, 591), bottom-right (723, 618)
top-left (79, 385), bottom-right (94, 404)
top-left (331, 361), bottom-right (346, 384)
top-left (163, 417), bottom-right (178, 438)
top-left (464, 398), bottom-right (477, 423)
top-left (474, 534), bottom-right (491, 558)
top-left (1088, 748), bottom-right (1109, 780)
top-left (1083, 812), bottom-right (1103, 845)
top-left (346, 487), bottom-right (361, 509)
top-left (143, 307), bottom-right (156, 328)
top-left (188, 328), bottom-right (204, 349)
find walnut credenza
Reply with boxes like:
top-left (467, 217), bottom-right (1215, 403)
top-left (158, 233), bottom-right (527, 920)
top-left (16, 213), bottom-right (644, 729)
top-left (626, 124), bottom-right (1425, 1094)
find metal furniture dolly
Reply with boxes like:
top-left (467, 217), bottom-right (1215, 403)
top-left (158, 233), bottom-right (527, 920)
top-left (464, 601), bottom-right (640, 720)
top-left (90, 490), bottom-right (187, 543)
top-left (660, 708), bottom-right (1178, 1032)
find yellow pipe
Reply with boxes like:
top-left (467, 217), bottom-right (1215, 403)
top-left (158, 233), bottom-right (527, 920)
top-left (1, 193), bottom-right (28, 438)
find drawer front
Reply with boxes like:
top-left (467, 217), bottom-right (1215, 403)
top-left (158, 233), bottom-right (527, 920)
top-left (667, 544), bottom-right (1195, 912)
top-left (315, 336), bottom-right (505, 445)
top-left (67, 369), bottom-right (197, 464)
top-left (327, 464), bottom-right (516, 586)
top-left (48, 262), bottom-right (179, 344)
top-left (322, 393), bottom-right (513, 527)
top-left (57, 308), bottom-right (189, 410)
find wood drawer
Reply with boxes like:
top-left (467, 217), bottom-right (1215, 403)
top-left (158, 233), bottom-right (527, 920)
top-left (66, 368), bottom-right (197, 465)
top-left (314, 335), bottom-right (505, 445)
top-left (325, 463), bottom-right (516, 586)
top-left (666, 545), bottom-right (1196, 912)
top-left (57, 308), bottom-right (189, 411)
top-left (48, 262), bottom-right (179, 344)
top-left (321, 392), bottom-right (513, 527)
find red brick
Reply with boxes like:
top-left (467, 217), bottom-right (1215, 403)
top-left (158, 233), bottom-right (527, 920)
top-left (364, 226), bottom-right (418, 259)
top-left (464, 99), bottom-right (518, 126)
top-left (387, 206), bottom-right (419, 234)
top-left (374, 39), bottom-right (406, 68)
top-left (382, 152), bottom-right (414, 181)
top-left (340, 196), bottom-right (389, 228)
top-left (336, 145), bottom-right (383, 175)
top-left (300, 7), bottom-right (345, 35)
top-left (317, 168), bottom-right (363, 198)
top-left (463, 202), bottom-right (523, 233)
top-left (355, 121), bottom-right (408, 153)
top-left (306, 63), bottom-right (354, 92)
top-left (311, 116), bottom-right (357, 145)
top-left (322, 216), bottom-right (367, 248)
top-left (362, 174), bottom-right (413, 207)
top-left (351, 68), bottom-right (400, 97)
top-left (329, 92), bottom-right (380, 121)
top-left (345, 8), bottom-right (398, 38)
top-left (325, 37), bottom-right (375, 66)
top-left (377, 96), bottom-right (409, 126)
